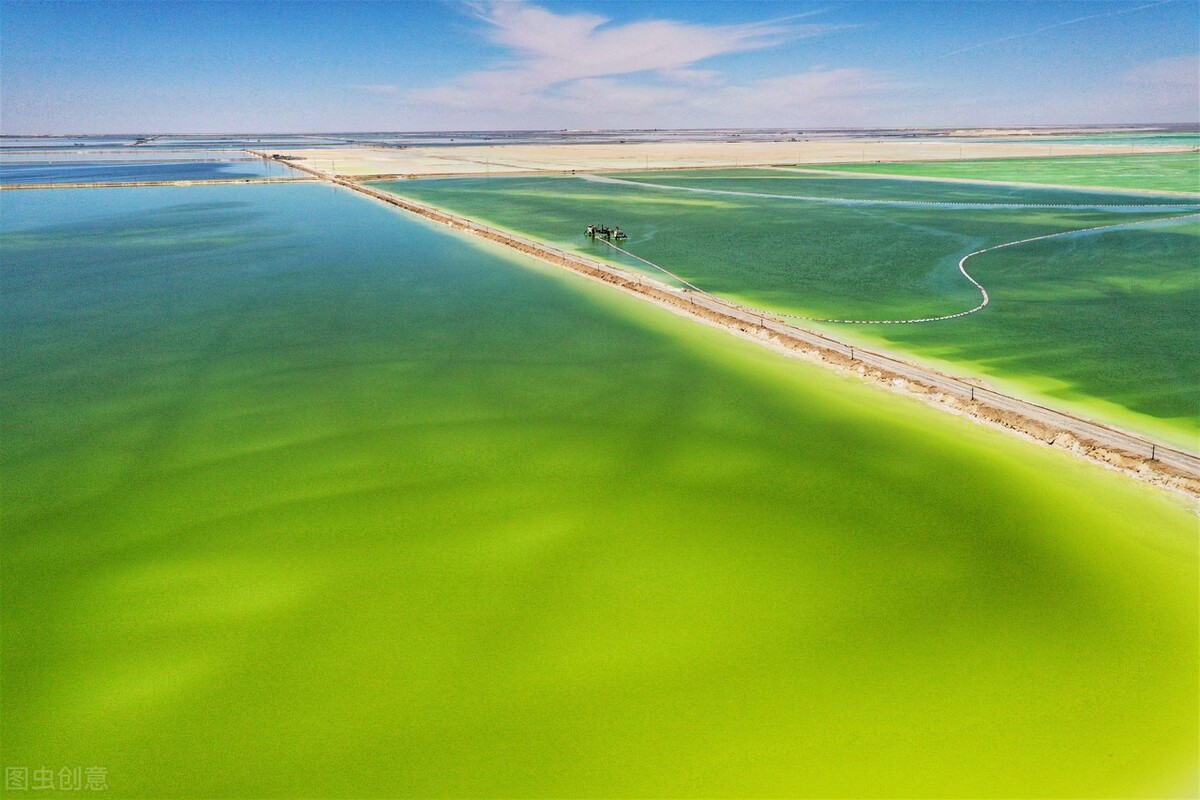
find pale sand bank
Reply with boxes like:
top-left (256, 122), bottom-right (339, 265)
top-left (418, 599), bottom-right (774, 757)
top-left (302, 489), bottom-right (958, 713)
top-left (254, 140), bottom-right (1193, 178)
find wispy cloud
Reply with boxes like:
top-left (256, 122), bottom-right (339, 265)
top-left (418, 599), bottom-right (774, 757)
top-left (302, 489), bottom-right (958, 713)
top-left (349, 84), bottom-right (402, 95)
top-left (939, 0), bottom-right (1177, 59)
top-left (460, 0), bottom-right (836, 86)
top-left (415, 69), bottom-right (903, 130)
top-left (409, 1), bottom-right (873, 127)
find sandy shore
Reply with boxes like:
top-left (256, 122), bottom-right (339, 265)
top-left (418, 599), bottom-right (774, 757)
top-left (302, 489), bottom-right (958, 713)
top-left (254, 139), bottom-right (1192, 179)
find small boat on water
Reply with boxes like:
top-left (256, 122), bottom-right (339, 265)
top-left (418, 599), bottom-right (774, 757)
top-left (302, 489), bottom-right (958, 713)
top-left (585, 224), bottom-right (627, 241)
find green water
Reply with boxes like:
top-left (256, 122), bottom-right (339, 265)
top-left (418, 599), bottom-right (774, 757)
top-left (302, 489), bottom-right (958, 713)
top-left (804, 153), bottom-right (1200, 194)
top-left (855, 219), bottom-right (1200, 441)
top-left (598, 167), bottom-right (1194, 203)
top-left (2, 184), bottom-right (1197, 797)
top-left (970, 132), bottom-right (1200, 149)
top-left (382, 172), bottom-right (1200, 443)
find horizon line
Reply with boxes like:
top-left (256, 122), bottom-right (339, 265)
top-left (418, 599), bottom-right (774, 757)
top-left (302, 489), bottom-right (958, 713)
top-left (4, 122), bottom-right (1199, 138)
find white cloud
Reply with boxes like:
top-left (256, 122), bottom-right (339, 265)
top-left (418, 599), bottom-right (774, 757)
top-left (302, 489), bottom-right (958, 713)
top-left (463, 0), bottom-right (832, 86)
top-left (408, 0), bottom-right (877, 127)
top-left (657, 69), bottom-right (723, 87)
top-left (698, 69), bottom-right (903, 120)
top-left (350, 84), bottom-right (402, 95)
top-left (408, 68), bottom-right (902, 130)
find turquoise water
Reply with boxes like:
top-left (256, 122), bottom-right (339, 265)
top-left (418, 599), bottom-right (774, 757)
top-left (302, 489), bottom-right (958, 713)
top-left (0, 136), bottom-right (340, 152)
top-left (3, 150), bottom-right (264, 163)
top-left (0, 136), bottom-right (139, 150)
top-left (2, 184), bottom-right (1197, 797)
top-left (0, 159), bottom-right (299, 185)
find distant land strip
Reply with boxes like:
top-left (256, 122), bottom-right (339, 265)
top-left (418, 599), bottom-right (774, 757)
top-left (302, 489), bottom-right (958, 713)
top-left (0, 177), bottom-right (317, 190)
top-left (0, 148), bottom-right (264, 156)
top-left (0, 157), bottom-right (263, 165)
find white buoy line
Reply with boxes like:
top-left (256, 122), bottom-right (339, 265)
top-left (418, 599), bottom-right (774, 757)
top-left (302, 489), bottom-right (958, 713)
top-left (579, 174), bottom-right (1200, 212)
top-left (597, 212), bottom-right (1200, 325)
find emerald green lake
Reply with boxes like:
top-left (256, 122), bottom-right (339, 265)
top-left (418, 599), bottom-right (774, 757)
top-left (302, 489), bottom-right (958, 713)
top-left (2, 184), bottom-right (1197, 797)
top-left (804, 152), bottom-right (1200, 194)
top-left (381, 171), bottom-right (1200, 444)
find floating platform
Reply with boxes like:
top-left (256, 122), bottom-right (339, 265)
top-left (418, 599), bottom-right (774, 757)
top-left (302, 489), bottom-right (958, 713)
top-left (585, 224), bottom-right (627, 240)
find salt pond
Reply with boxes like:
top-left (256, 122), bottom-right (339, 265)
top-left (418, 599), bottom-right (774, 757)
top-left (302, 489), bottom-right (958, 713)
top-left (2, 183), bottom-right (1196, 796)
top-left (0, 159), bottom-right (300, 185)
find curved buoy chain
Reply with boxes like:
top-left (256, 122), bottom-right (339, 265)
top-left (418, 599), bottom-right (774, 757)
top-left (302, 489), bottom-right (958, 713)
top-left (579, 174), bottom-right (1200, 212)
top-left (598, 213), bottom-right (1200, 325)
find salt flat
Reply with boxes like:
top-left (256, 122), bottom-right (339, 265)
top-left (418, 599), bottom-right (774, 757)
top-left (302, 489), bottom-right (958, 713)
top-left (258, 139), bottom-right (1188, 178)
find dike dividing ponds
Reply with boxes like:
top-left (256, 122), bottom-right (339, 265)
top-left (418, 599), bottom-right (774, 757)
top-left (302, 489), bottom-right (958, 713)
top-left (340, 180), bottom-right (1200, 495)
top-left (128, 150), bottom-right (1200, 495)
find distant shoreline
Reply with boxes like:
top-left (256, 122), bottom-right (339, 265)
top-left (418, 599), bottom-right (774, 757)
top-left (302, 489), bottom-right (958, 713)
top-left (242, 138), bottom-right (1198, 179)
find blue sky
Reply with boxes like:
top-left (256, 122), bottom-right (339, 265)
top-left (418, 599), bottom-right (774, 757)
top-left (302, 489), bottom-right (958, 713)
top-left (2, 0), bottom-right (1197, 133)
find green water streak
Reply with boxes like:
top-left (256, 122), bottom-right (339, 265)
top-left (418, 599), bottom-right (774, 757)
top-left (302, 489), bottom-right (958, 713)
top-left (802, 153), bottom-right (1200, 194)
top-left (2, 184), bottom-right (1197, 798)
